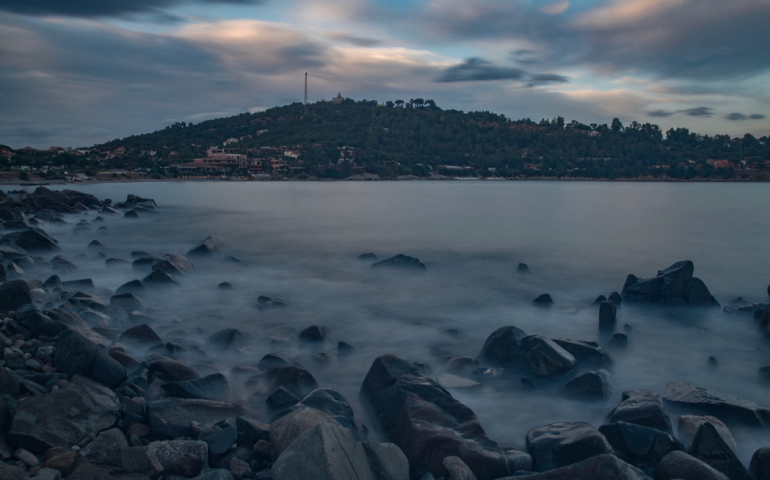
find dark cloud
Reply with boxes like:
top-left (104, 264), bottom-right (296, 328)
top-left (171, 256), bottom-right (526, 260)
top-left (726, 112), bottom-right (766, 121)
top-left (329, 33), bottom-right (380, 47)
top-left (528, 73), bottom-right (568, 86)
top-left (648, 110), bottom-right (674, 118)
top-left (436, 58), bottom-right (526, 82)
top-left (680, 107), bottom-right (713, 117)
top-left (0, 0), bottom-right (265, 18)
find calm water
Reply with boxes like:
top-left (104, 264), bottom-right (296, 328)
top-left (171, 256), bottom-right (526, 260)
top-left (12, 181), bottom-right (770, 462)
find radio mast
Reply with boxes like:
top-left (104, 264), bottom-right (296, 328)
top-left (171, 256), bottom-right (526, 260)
top-left (304, 72), bottom-right (308, 116)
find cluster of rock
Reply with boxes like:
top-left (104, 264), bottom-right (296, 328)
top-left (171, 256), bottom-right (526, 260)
top-left (621, 261), bottom-right (719, 307)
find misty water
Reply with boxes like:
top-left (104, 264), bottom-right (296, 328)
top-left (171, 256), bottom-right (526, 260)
top-left (12, 181), bottom-right (770, 465)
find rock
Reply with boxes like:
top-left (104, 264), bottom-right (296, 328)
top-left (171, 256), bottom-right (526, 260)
top-left (360, 354), bottom-right (509, 480)
top-left (88, 239), bottom-right (104, 250)
top-left (621, 260), bottom-right (718, 307)
top-left (526, 422), bottom-right (614, 472)
top-left (110, 293), bottom-right (144, 312)
top-left (266, 387), bottom-right (299, 410)
top-left (358, 253), bottom-right (377, 261)
top-left (337, 342), bottom-right (356, 357)
top-left (594, 295), bottom-right (608, 304)
top-left (678, 416), bottom-right (737, 454)
top-left (298, 388), bottom-right (356, 431)
top-left (14, 447), bottom-right (39, 466)
top-left (11, 229), bottom-right (60, 252)
top-left (146, 439), bottom-right (208, 472)
top-left (256, 295), bottom-right (288, 309)
top-left (0, 462), bottom-right (27, 480)
top-left (116, 280), bottom-right (145, 295)
top-left (371, 254), bottom-right (427, 272)
top-left (124, 210), bottom-right (139, 218)
top-left (662, 381), bottom-right (770, 427)
top-left (609, 292), bottom-right (622, 305)
top-left (750, 447), bottom-right (770, 480)
top-left (689, 422), bottom-right (751, 480)
top-left (519, 335), bottom-right (576, 378)
top-left (217, 282), bottom-right (232, 290)
top-left (724, 303), bottom-right (767, 315)
top-left (599, 421), bottom-right (683, 471)
top-left (599, 301), bottom-right (617, 329)
top-left (208, 328), bottom-right (245, 349)
top-left (236, 417), bottom-right (269, 448)
top-left (269, 407), bottom-right (341, 459)
top-left (67, 374), bottom-right (120, 413)
top-left (264, 365), bottom-right (318, 399)
top-left (517, 263), bottom-right (530, 273)
top-left (478, 326), bottom-right (528, 368)
top-left (0, 365), bottom-right (21, 395)
top-left (42, 451), bottom-right (77, 475)
top-left (298, 325), bottom-right (328, 342)
top-left (445, 357), bottom-right (481, 376)
top-left (495, 454), bottom-right (648, 480)
top-left (147, 354), bottom-right (200, 381)
top-left (532, 294), bottom-right (553, 307)
top-left (0, 280), bottom-right (32, 311)
top-left (564, 370), bottom-right (611, 400)
top-left (147, 400), bottom-right (195, 439)
top-left (79, 428), bottom-right (128, 465)
top-left (443, 456), bottom-right (477, 480)
top-left (607, 389), bottom-right (673, 434)
top-left (152, 254), bottom-right (194, 275)
top-left (655, 450), bottom-right (729, 480)
top-left (552, 339), bottom-right (612, 367)
top-left (162, 373), bottom-right (230, 400)
top-left (230, 457), bottom-right (252, 480)
top-left (188, 237), bottom-right (225, 256)
top-left (271, 422), bottom-right (409, 480)
top-left (8, 387), bottom-right (117, 453)
top-left (142, 269), bottom-right (179, 286)
top-left (257, 353), bottom-right (287, 370)
top-left (116, 324), bottom-right (163, 349)
top-left (610, 333), bottom-right (628, 348)
top-left (54, 329), bottom-right (126, 388)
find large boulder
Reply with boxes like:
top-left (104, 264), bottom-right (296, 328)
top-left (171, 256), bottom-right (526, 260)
top-left (689, 422), bottom-right (752, 480)
top-left (598, 421), bottom-right (683, 471)
top-left (8, 386), bottom-right (117, 453)
top-left (269, 407), bottom-right (341, 459)
top-left (621, 261), bottom-right (718, 307)
top-left (526, 422), bottom-right (614, 472)
top-left (264, 365), bottom-right (318, 399)
top-left (370, 254), bottom-right (427, 272)
top-left (8, 228), bottom-right (60, 252)
top-left (54, 329), bottom-right (127, 388)
top-left (564, 370), bottom-right (611, 400)
top-left (494, 454), bottom-right (648, 480)
top-left (147, 354), bottom-right (200, 382)
top-left (271, 422), bottom-right (409, 480)
top-left (655, 450), bottom-right (729, 480)
top-left (0, 280), bottom-right (32, 311)
top-left (553, 339), bottom-right (612, 367)
top-left (116, 324), bottom-right (163, 349)
top-left (478, 326), bottom-right (528, 368)
top-left (607, 389), bottom-right (673, 434)
top-left (188, 236), bottom-right (225, 256)
top-left (161, 373), bottom-right (230, 400)
top-left (678, 415), bottom-right (737, 453)
top-left (152, 254), bottom-right (194, 275)
top-left (519, 335), bottom-right (576, 378)
top-left (298, 388), bottom-right (357, 431)
top-left (146, 439), bottom-right (208, 472)
top-left (661, 381), bottom-right (770, 427)
top-left (360, 354), bottom-right (509, 480)
top-left (750, 447), bottom-right (770, 480)
top-left (148, 399), bottom-right (195, 439)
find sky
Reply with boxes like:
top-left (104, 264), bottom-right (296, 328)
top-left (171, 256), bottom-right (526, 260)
top-left (1, 0), bottom-right (769, 148)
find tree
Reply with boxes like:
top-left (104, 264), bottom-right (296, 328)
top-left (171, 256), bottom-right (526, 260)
top-left (395, 100), bottom-right (404, 108)
top-left (611, 118), bottom-right (624, 134)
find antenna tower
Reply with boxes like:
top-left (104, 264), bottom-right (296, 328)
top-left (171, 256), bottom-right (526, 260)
top-left (304, 72), bottom-right (308, 116)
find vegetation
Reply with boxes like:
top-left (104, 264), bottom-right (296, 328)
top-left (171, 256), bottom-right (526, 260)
top-left (5, 99), bottom-right (770, 180)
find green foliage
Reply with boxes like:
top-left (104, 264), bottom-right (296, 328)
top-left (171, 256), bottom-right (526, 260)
top-left (19, 171), bottom-right (29, 181)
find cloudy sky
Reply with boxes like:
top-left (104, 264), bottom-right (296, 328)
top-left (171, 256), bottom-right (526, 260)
top-left (1, 0), bottom-right (768, 148)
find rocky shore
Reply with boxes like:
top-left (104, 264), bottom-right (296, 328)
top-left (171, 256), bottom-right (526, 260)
top-left (0, 186), bottom-right (769, 480)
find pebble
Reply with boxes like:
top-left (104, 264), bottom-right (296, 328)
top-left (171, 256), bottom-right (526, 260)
top-left (15, 448), bottom-right (40, 467)
top-left (25, 359), bottom-right (43, 371)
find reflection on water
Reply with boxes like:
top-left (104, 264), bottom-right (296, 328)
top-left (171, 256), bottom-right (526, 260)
top-left (14, 181), bottom-right (770, 463)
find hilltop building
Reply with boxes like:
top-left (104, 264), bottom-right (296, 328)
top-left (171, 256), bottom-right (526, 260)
top-left (332, 93), bottom-right (344, 105)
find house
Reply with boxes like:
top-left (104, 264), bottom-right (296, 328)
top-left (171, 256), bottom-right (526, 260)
top-left (332, 93), bottom-right (344, 105)
top-left (116, 147), bottom-right (126, 155)
top-left (283, 150), bottom-right (300, 158)
top-left (223, 137), bottom-right (239, 146)
top-left (524, 163), bottom-right (541, 170)
top-left (0, 148), bottom-right (12, 158)
top-left (270, 158), bottom-right (288, 172)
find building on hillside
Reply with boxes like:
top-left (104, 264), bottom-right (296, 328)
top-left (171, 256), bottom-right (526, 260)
top-left (283, 150), bottom-right (299, 158)
top-left (224, 137), bottom-right (239, 146)
top-left (270, 158), bottom-right (288, 172)
top-left (332, 93), bottom-right (344, 104)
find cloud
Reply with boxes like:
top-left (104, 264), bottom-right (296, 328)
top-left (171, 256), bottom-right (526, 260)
top-left (327, 32), bottom-right (381, 47)
top-left (0, 0), bottom-right (265, 18)
top-left (435, 57), bottom-right (568, 86)
top-left (648, 110), bottom-right (673, 117)
top-left (528, 73), bottom-right (568, 86)
top-left (679, 107), bottom-right (713, 117)
top-left (542, 0), bottom-right (570, 15)
top-left (726, 112), bottom-right (766, 121)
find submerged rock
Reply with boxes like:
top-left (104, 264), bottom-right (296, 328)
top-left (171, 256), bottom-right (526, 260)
top-left (371, 254), bottom-right (427, 272)
top-left (478, 325), bottom-right (528, 368)
top-left (532, 293), bottom-right (553, 307)
top-left (621, 260), bottom-right (718, 307)
top-left (519, 335), bottom-right (576, 378)
top-left (152, 253), bottom-right (194, 275)
top-left (495, 454), bottom-right (648, 480)
top-left (564, 370), bottom-right (611, 400)
top-left (188, 236), bottom-right (225, 256)
top-left (552, 339), bottom-right (612, 367)
top-left (662, 381), bottom-right (770, 427)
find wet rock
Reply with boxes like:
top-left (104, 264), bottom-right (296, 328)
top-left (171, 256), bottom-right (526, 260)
top-left (88, 239), bottom-right (105, 250)
top-left (609, 333), bottom-right (628, 348)
top-left (478, 326), bottom-right (528, 368)
top-left (298, 325), bottom-right (328, 342)
top-left (200, 424), bottom-right (238, 456)
top-left (532, 294), bottom-right (553, 307)
top-left (360, 354), bottom-right (509, 480)
top-left (564, 370), bottom-right (611, 400)
top-left (116, 324), bottom-right (163, 349)
top-left (599, 421), bottom-right (682, 471)
top-left (517, 263), bottom-right (530, 273)
top-left (678, 416), bottom-right (737, 453)
top-left (750, 447), bottom-right (770, 480)
top-left (0, 365), bottom-right (21, 395)
top-left (338, 341), bottom-right (356, 357)
top-left (496, 454), bottom-right (648, 480)
top-left (235, 417), bottom-right (269, 448)
top-left (298, 388), bottom-right (356, 431)
top-left (143, 269), bottom-right (179, 287)
top-left (599, 301), bottom-right (617, 329)
top-left (609, 292), bottom-right (622, 305)
top-left (188, 236), bottom-right (225, 256)
top-left (146, 439), bottom-right (208, 472)
top-left (443, 456), bottom-right (477, 480)
top-left (116, 280), bottom-right (145, 295)
top-left (147, 354), bottom-right (200, 381)
top-left (147, 399), bottom-right (195, 439)
top-left (109, 293), bottom-right (144, 312)
top-left (79, 428), bottom-right (128, 465)
top-left (6, 262), bottom-right (25, 279)
top-left (552, 339), bottom-right (612, 367)
top-left (271, 422), bottom-right (409, 480)
top-left (689, 422), bottom-right (751, 480)
top-left (0, 280), bottom-right (32, 311)
top-left (621, 260), bottom-right (718, 307)
top-left (53, 329), bottom-right (127, 388)
top-left (8, 386), bottom-right (117, 453)
top-left (358, 253), bottom-right (377, 261)
top-left (655, 450), bottom-right (729, 480)
top-left (269, 407), bottom-right (340, 459)
top-left (256, 295), bottom-right (288, 309)
top-left (266, 387), bottom-right (299, 411)
top-left (10, 229), bottom-right (60, 252)
top-left (257, 353), bottom-right (287, 371)
top-left (519, 335), bottom-right (576, 378)
top-left (217, 282), bottom-right (232, 290)
top-left (724, 303), bottom-right (767, 315)
top-left (208, 328), bottom-right (245, 349)
top-left (0, 462), bottom-right (27, 480)
top-left (607, 389), bottom-right (673, 434)
top-left (526, 422), bottom-right (614, 472)
top-left (162, 373), bottom-right (230, 400)
top-left (124, 209), bottom-right (139, 218)
top-left (593, 295), bottom-right (608, 304)
top-left (445, 356), bottom-right (481, 376)
top-left (264, 365), bottom-right (318, 399)
top-left (662, 381), bottom-right (770, 427)
top-left (152, 254), bottom-right (194, 275)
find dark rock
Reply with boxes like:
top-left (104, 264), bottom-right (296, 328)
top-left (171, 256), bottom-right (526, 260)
top-left (124, 210), bottom-right (139, 218)
top-left (338, 341), bottom-right (356, 357)
top-left (662, 381), bottom-right (770, 427)
top-left (678, 415), bottom-right (737, 454)
top-left (146, 439), bottom-right (208, 472)
top-left (0, 365), bottom-right (21, 396)
top-left (188, 236), bottom-right (225, 256)
top-left (269, 407), bottom-right (341, 459)
top-left (256, 295), bottom-right (288, 309)
top-left (298, 388), bottom-right (356, 431)
top-left (79, 427), bottom-right (128, 465)
top-left (10, 229), bottom-right (59, 252)
top-left (443, 456), bottom-right (477, 480)
top-left (599, 301), bottom-right (617, 329)
top-left (532, 293), bottom-right (553, 307)
top-left (116, 324), bottom-right (163, 349)
top-left (526, 422), bottom-right (614, 472)
top-left (298, 325), bottom-right (328, 342)
top-left (148, 399), bottom-right (195, 439)
top-left (724, 303), bottom-right (767, 315)
top-left (609, 292), bottom-right (622, 305)
top-left (519, 335), bottom-right (576, 378)
top-left (88, 239), bottom-right (105, 250)
top-left (564, 370), bottom-right (611, 400)
top-left (499, 454), bottom-right (648, 480)
top-left (54, 329), bottom-right (127, 388)
top-left (552, 339), bottom-right (612, 367)
top-left (0, 280), bottom-right (32, 311)
top-left (599, 421), bottom-right (683, 471)
top-left (689, 422), bottom-right (751, 480)
top-left (69, 291), bottom-right (108, 311)
top-left (609, 334), bottom-right (628, 348)
top-left (358, 253), bottom-right (377, 261)
top-left (445, 356), bottom-right (481, 376)
top-left (517, 262), bottom-right (530, 273)
top-left (607, 389), bottom-right (673, 434)
top-left (217, 282), bottom-right (232, 290)
top-left (371, 254), bottom-right (427, 272)
top-left (257, 353), bottom-right (287, 371)
top-left (162, 373), bottom-right (230, 400)
top-left (0, 462), bottom-right (29, 480)
top-left (62, 278), bottom-right (95, 291)
top-left (236, 416), bottom-right (269, 448)
top-left (264, 365), bottom-right (318, 399)
top-left (655, 450), bottom-right (729, 480)
top-left (709, 356), bottom-right (718, 366)
top-left (199, 424), bottom-right (237, 456)
top-left (360, 354), bottom-right (509, 480)
top-left (147, 354), bottom-right (200, 381)
top-left (266, 387), bottom-right (299, 411)
top-left (116, 280), bottom-right (145, 295)
top-left (208, 328), bottom-right (245, 349)
top-left (593, 295), bottom-right (608, 304)
top-left (132, 256), bottom-right (155, 268)
top-left (104, 257), bottom-right (127, 266)
top-left (478, 326), bottom-right (528, 368)
top-left (224, 255), bottom-right (244, 264)
top-left (142, 269), bottom-right (179, 286)
top-left (622, 260), bottom-right (718, 307)
top-left (110, 293), bottom-right (144, 312)
top-left (152, 254), bottom-right (194, 275)
top-left (750, 447), bottom-right (770, 480)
